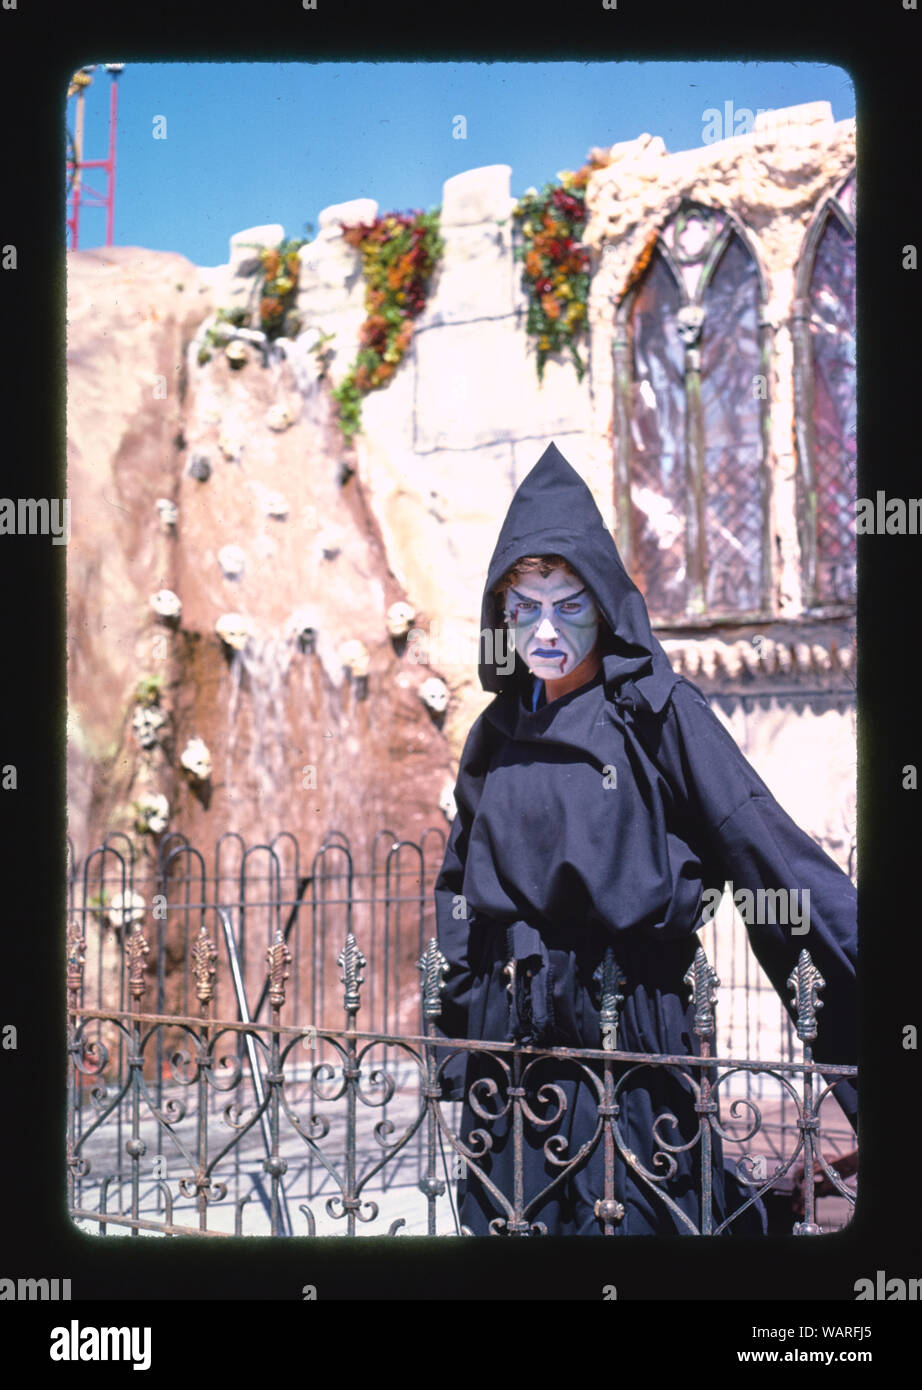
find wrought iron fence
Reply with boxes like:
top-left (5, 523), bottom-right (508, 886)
top-left (65, 830), bottom-right (857, 1237)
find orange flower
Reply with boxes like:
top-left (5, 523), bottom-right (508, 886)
top-left (540, 294), bottom-right (562, 321)
top-left (260, 297), bottom-right (283, 320)
top-left (525, 249), bottom-right (543, 278)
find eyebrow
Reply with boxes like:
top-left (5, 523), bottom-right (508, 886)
top-left (509, 585), bottom-right (587, 605)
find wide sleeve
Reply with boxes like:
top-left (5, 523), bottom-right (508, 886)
top-left (652, 678), bottom-right (858, 1134)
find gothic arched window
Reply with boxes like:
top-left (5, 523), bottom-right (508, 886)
top-left (613, 202), bottom-right (769, 622)
top-left (793, 171), bottom-right (856, 608)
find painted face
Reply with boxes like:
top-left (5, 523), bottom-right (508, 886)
top-left (503, 568), bottom-right (601, 678)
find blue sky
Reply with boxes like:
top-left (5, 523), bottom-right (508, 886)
top-left (66, 60), bottom-right (856, 267)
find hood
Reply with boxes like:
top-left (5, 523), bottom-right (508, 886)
top-left (478, 441), bottom-right (680, 713)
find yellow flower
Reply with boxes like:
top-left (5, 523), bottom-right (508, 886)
top-left (539, 335), bottom-right (551, 350)
top-left (522, 221), bottom-right (534, 237)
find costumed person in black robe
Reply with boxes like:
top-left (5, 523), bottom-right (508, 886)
top-left (434, 441), bottom-right (858, 1236)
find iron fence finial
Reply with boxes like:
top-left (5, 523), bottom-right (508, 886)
top-left (417, 938), bottom-right (449, 1019)
top-left (338, 932), bottom-right (366, 1014)
top-left (266, 933), bottom-right (292, 1011)
top-left (684, 944), bottom-right (720, 1039)
top-left (787, 949), bottom-right (825, 1042)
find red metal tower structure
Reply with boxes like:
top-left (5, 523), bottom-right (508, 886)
top-left (66, 64), bottom-right (124, 250)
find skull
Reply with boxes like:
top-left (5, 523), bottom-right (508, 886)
top-left (225, 341), bottom-right (249, 368)
top-left (420, 676), bottom-right (449, 714)
top-left (266, 403), bottom-right (293, 433)
top-left (340, 639), bottom-right (370, 680)
top-left (216, 612), bottom-right (253, 651)
top-left (287, 607), bottom-right (319, 655)
top-left (386, 601), bottom-right (416, 639)
top-left (218, 544), bottom-right (246, 580)
top-left (155, 498), bottom-right (178, 529)
top-left (218, 431), bottom-right (243, 461)
top-left (135, 793), bottom-right (169, 835)
top-left (263, 490), bottom-right (290, 519)
top-left (107, 890), bottom-right (147, 931)
top-left (151, 589), bottom-right (181, 621)
top-left (132, 703), bottom-right (166, 750)
top-left (181, 738), bottom-right (212, 781)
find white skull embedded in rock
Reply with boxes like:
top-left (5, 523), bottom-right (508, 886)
top-left (439, 782), bottom-right (457, 823)
top-left (340, 639), bottom-right (370, 680)
top-left (386, 601), bottom-right (416, 639)
top-left (135, 793), bottom-right (169, 835)
top-left (225, 340), bottom-right (249, 368)
top-left (218, 544), bottom-right (246, 580)
top-left (420, 676), bottom-right (449, 714)
top-left (263, 491), bottom-right (290, 519)
top-left (132, 703), bottom-right (167, 750)
top-left (156, 498), bottom-right (178, 529)
top-left (151, 589), bottom-right (182, 621)
top-left (218, 431), bottom-right (243, 462)
top-left (107, 890), bottom-right (146, 931)
top-left (266, 403), bottom-right (293, 432)
top-left (216, 612), bottom-right (253, 651)
top-left (181, 737), bottom-right (212, 781)
top-left (288, 607), bottom-right (318, 654)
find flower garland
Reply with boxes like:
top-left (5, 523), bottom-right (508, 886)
top-left (332, 209), bottom-right (443, 443)
top-left (512, 154), bottom-right (609, 382)
top-left (254, 236), bottom-right (307, 339)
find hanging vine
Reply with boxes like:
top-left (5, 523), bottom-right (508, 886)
top-left (512, 153), bottom-right (610, 382)
top-left (332, 209), bottom-right (444, 443)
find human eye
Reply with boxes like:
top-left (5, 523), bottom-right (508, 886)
top-left (557, 598), bottom-right (585, 613)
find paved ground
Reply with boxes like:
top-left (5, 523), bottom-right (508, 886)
top-left (70, 1063), bottom-right (855, 1238)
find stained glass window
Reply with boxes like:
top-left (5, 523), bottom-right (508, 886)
top-left (625, 250), bottom-right (686, 614)
top-left (615, 205), bottom-right (768, 621)
top-left (700, 235), bottom-right (764, 614)
top-left (801, 176), bottom-right (856, 605)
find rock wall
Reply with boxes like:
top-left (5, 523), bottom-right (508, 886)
top-left (66, 247), bottom-right (456, 879)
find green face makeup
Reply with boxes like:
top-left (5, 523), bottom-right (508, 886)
top-left (504, 568), bottom-right (601, 678)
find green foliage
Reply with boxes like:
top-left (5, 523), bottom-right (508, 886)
top-left (198, 237), bottom-right (308, 363)
top-left (135, 674), bottom-right (164, 706)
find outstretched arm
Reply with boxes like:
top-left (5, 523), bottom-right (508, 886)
top-left (652, 678), bottom-right (858, 1134)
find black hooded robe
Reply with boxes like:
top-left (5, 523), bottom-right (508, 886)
top-left (434, 442), bottom-right (857, 1236)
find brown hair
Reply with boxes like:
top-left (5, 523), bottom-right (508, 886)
top-left (492, 554), bottom-right (582, 599)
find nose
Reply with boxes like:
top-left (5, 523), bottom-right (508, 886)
top-left (535, 617), bottom-right (557, 641)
